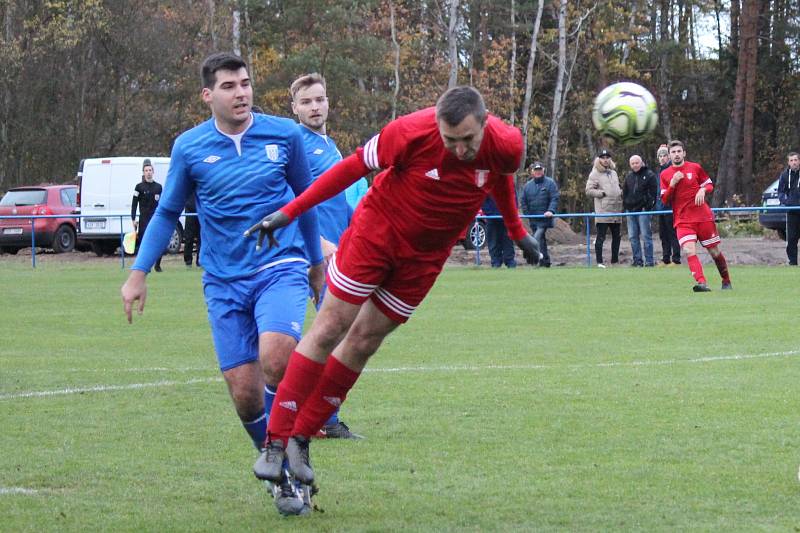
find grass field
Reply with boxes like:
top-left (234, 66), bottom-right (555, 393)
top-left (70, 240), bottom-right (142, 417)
top-left (1, 262), bottom-right (799, 532)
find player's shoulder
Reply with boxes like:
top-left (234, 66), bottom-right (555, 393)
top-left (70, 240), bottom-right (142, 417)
top-left (252, 113), bottom-right (303, 139)
top-left (483, 114), bottom-right (523, 172)
top-left (385, 107), bottom-right (438, 139)
top-left (174, 118), bottom-right (215, 148)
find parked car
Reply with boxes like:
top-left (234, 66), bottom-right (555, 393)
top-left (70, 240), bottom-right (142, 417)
top-left (0, 185), bottom-right (80, 254)
top-left (758, 178), bottom-right (786, 240)
top-left (77, 157), bottom-right (183, 256)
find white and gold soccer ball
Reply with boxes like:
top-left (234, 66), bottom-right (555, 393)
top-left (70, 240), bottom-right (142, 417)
top-left (592, 82), bottom-right (658, 145)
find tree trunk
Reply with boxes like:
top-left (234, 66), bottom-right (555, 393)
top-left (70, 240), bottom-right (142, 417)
top-left (447, 0), bottom-right (460, 88)
top-left (207, 0), bottom-right (217, 49)
top-left (716, 0), bottom-right (757, 206)
top-left (658, 0), bottom-right (672, 142)
top-left (520, 0), bottom-right (544, 170)
top-left (509, 0), bottom-right (516, 125)
top-left (546, 0), bottom-right (568, 177)
top-left (739, 0), bottom-right (760, 203)
top-left (232, 6), bottom-right (241, 56)
top-left (390, 0), bottom-right (400, 120)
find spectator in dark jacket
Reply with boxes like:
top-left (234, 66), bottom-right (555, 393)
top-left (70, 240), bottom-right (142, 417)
top-left (777, 151), bottom-right (800, 265)
top-left (655, 145), bottom-right (681, 265)
top-left (622, 155), bottom-right (658, 267)
top-left (482, 195), bottom-right (516, 268)
top-left (183, 192), bottom-right (201, 268)
top-left (520, 161), bottom-right (559, 267)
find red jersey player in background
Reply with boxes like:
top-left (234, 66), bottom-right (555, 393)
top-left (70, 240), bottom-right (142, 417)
top-left (660, 139), bottom-right (732, 292)
top-left (246, 86), bottom-right (541, 494)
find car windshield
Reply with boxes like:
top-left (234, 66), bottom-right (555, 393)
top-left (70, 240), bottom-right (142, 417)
top-left (0, 189), bottom-right (47, 206)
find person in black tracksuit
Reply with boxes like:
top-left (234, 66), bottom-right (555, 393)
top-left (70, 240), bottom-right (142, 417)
top-left (183, 192), bottom-right (201, 267)
top-left (656, 145), bottom-right (681, 264)
top-left (131, 159), bottom-right (163, 271)
top-left (777, 151), bottom-right (800, 265)
top-left (482, 195), bottom-right (516, 268)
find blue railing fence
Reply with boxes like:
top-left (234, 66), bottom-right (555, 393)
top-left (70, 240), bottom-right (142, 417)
top-left (0, 212), bottom-right (196, 268)
top-left (0, 207), bottom-right (794, 268)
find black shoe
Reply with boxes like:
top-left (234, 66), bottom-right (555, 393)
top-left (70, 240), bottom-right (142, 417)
top-left (267, 474), bottom-right (306, 516)
top-left (721, 281), bottom-right (733, 290)
top-left (693, 283), bottom-right (711, 292)
top-left (154, 264), bottom-right (162, 272)
top-left (321, 421), bottom-right (364, 440)
top-left (254, 440), bottom-right (285, 482)
top-left (286, 436), bottom-right (314, 484)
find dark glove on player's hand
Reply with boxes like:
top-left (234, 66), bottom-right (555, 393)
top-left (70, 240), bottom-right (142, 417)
top-left (244, 211), bottom-right (290, 250)
top-left (516, 234), bottom-right (542, 265)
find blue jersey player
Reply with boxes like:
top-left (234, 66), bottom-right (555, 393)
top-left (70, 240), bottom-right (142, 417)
top-left (289, 73), bottom-right (365, 440)
top-left (120, 52), bottom-right (324, 516)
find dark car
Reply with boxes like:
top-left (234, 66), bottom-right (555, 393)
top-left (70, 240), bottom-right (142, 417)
top-left (0, 185), bottom-right (80, 254)
top-left (758, 178), bottom-right (786, 240)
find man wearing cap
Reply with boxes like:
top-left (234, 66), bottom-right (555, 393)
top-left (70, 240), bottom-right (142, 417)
top-left (585, 149), bottom-right (623, 267)
top-left (131, 159), bottom-right (163, 272)
top-left (521, 161), bottom-right (560, 267)
top-left (656, 145), bottom-right (681, 265)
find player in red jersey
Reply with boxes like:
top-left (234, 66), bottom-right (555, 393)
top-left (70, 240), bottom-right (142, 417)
top-left (660, 139), bottom-right (732, 292)
top-left (246, 86), bottom-right (541, 489)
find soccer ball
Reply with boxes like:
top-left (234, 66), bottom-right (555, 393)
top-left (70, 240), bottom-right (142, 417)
top-left (592, 82), bottom-right (658, 145)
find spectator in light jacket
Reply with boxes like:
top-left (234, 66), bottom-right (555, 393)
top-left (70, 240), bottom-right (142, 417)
top-left (520, 161), bottom-right (559, 267)
top-left (585, 148), bottom-right (622, 267)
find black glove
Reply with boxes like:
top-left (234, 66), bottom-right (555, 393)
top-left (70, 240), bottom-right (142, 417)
top-left (515, 234), bottom-right (542, 265)
top-left (243, 211), bottom-right (291, 250)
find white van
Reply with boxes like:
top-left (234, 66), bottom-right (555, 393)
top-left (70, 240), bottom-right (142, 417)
top-left (77, 157), bottom-right (183, 256)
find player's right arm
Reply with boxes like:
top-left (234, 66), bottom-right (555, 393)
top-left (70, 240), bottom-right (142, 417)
top-left (131, 185), bottom-right (140, 229)
top-left (660, 169), bottom-right (675, 205)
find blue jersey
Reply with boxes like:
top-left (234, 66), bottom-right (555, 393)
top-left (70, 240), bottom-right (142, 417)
top-left (132, 113), bottom-right (322, 279)
top-left (299, 125), bottom-right (352, 245)
top-left (345, 177), bottom-right (369, 210)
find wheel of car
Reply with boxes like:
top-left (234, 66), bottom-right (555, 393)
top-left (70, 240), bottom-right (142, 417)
top-left (166, 224), bottom-right (183, 254)
top-left (52, 225), bottom-right (76, 253)
top-left (467, 220), bottom-right (486, 250)
top-left (0, 246), bottom-right (20, 255)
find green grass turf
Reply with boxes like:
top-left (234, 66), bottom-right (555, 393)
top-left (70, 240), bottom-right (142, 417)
top-left (1, 262), bottom-right (799, 531)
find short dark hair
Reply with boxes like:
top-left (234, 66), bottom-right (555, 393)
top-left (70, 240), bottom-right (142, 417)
top-left (201, 52), bottom-right (247, 90)
top-left (668, 139), bottom-right (684, 150)
top-left (290, 73), bottom-right (326, 100)
top-left (435, 86), bottom-right (487, 127)
top-left (787, 151), bottom-right (799, 160)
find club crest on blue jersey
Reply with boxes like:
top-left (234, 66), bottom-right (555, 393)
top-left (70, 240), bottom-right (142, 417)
top-left (475, 169), bottom-right (490, 188)
top-left (265, 144), bottom-right (279, 161)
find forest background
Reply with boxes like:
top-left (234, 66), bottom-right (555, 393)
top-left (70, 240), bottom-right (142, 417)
top-left (0, 0), bottom-right (797, 216)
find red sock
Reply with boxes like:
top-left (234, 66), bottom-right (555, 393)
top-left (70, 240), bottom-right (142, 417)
top-left (712, 252), bottom-right (730, 283)
top-left (293, 356), bottom-right (361, 438)
top-left (267, 351), bottom-right (324, 446)
top-left (686, 254), bottom-right (706, 284)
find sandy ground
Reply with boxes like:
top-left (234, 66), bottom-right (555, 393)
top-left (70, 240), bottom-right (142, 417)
top-left (0, 231), bottom-right (790, 269)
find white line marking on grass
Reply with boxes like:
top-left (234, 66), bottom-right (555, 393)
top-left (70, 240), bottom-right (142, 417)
top-left (0, 487), bottom-right (39, 495)
top-left (364, 350), bottom-right (800, 374)
top-left (1, 350), bottom-right (797, 401)
top-left (0, 377), bottom-right (222, 401)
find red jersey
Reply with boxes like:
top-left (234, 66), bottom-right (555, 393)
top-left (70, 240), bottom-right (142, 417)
top-left (659, 161), bottom-right (714, 225)
top-left (353, 107), bottom-right (526, 251)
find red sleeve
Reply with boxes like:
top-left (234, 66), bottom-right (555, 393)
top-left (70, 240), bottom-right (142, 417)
top-left (491, 175), bottom-right (528, 241)
top-left (697, 164), bottom-right (714, 193)
top-left (281, 153), bottom-right (370, 220)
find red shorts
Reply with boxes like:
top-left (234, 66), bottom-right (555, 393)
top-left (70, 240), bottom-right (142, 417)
top-left (675, 220), bottom-right (721, 249)
top-left (326, 215), bottom-right (452, 323)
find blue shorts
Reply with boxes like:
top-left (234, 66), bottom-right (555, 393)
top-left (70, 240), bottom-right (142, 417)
top-left (203, 261), bottom-right (309, 371)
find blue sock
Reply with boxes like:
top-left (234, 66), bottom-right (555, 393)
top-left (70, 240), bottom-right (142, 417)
top-left (325, 408), bottom-right (339, 426)
top-left (243, 413), bottom-right (267, 450)
top-left (264, 384), bottom-right (277, 425)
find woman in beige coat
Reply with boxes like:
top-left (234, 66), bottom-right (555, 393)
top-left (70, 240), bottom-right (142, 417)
top-left (585, 149), bottom-right (623, 267)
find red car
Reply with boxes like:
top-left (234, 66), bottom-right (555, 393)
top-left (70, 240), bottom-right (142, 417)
top-left (0, 185), bottom-right (79, 254)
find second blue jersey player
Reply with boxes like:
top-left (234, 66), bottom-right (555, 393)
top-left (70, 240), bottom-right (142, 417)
top-left (287, 73), bottom-right (364, 440)
top-left (120, 52), bottom-right (324, 516)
